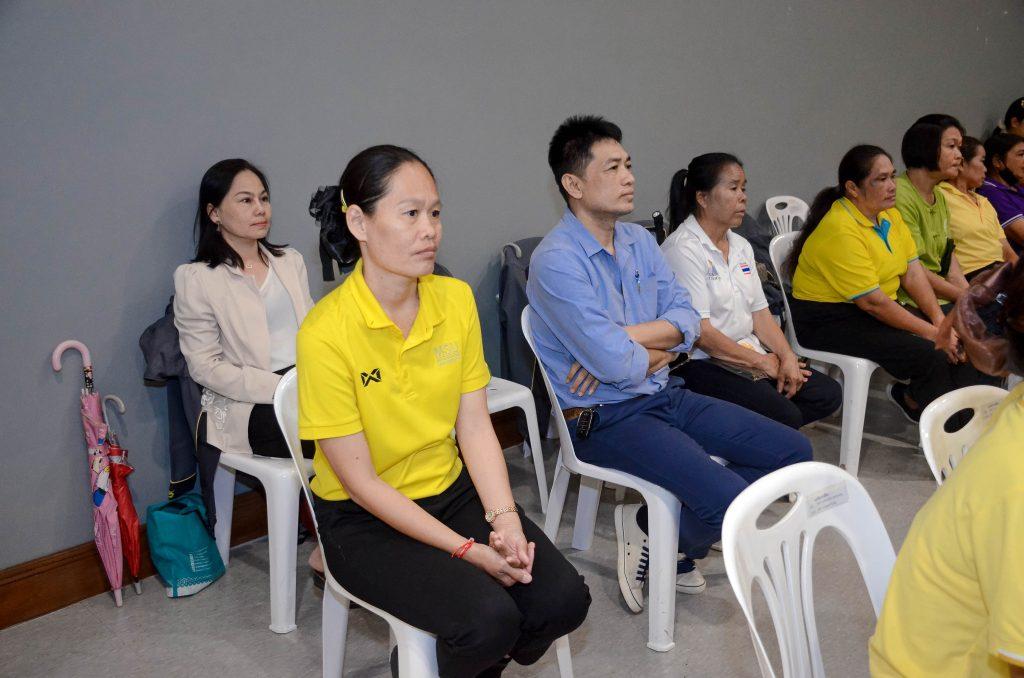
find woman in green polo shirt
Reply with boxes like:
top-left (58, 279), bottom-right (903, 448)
top-left (297, 145), bottom-right (589, 677)
top-left (786, 145), bottom-right (994, 422)
top-left (894, 115), bottom-right (969, 306)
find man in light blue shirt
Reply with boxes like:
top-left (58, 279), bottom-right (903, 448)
top-left (527, 115), bottom-right (811, 613)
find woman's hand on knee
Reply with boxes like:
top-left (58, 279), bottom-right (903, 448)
top-left (464, 542), bottom-right (533, 587)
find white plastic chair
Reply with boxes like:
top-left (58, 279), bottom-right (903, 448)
top-left (273, 369), bottom-right (575, 678)
top-left (918, 385), bottom-right (1007, 485)
top-left (212, 448), bottom-right (313, 633)
top-left (765, 196), bottom-right (809, 235)
top-left (486, 377), bottom-right (549, 512)
top-left (523, 307), bottom-right (682, 652)
top-left (722, 462), bottom-right (896, 678)
top-left (769, 232), bottom-right (880, 477)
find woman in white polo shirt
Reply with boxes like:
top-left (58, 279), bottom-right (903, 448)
top-left (661, 153), bottom-right (842, 429)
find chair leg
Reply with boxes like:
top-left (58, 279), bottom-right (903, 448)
top-left (838, 365), bottom-right (873, 477)
top-left (555, 635), bottom-right (574, 678)
top-left (212, 463), bottom-right (236, 567)
top-left (322, 586), bottom-right (350, 678)
top-left (543, 452), bottom-right (571, 543)
top-left (393, 625), bottom-right (439, 678)
top-left (643, 491), bottom-right (681, 652)
top-left (264, 472), bottom-right (300, 634)
top-left (571, 476), bottom-right (603, 551)
top-left (519, 401), bottom-right (549, 513)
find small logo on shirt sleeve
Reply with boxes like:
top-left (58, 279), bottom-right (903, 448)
top-left (433, 342), bottom-right (461, 366)
top-left (360, 368), bottom-right (382, 386)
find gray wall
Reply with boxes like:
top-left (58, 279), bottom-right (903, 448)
top-left (2, 0), bottom-right (1021, 568)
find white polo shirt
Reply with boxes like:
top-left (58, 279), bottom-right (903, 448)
top-left (661, 215), bottom-right (769, 360)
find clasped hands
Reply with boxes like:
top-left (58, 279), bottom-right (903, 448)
top-left (463, 514), bottom-right (536, 587)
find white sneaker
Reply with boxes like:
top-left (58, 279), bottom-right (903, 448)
top-left (676, 558), bottom-right (707, 594)
top-left (615, 503), bottom-right (648, 614)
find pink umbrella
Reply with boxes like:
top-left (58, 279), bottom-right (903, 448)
top-left (52, 340), bottom-right (124, 607)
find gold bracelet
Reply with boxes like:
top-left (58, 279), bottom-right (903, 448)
top-left (484, 505), bottom-right (517, 524)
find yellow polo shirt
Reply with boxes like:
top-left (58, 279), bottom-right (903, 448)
top-left (297, 260), bottom-right (491, 501)
top-left (940, 182), bottom-right (1005, 275)
top-left (792, 199), bottom-right (919, 303)
top-left (870, 383), bottom-right (1024, 677)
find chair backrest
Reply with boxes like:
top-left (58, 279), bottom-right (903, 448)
top-left (273, 369), bottom-right (319, 529)
top-left (521, 307), bottom-right (578, 465)
top-left (722, 461), bottom-right (895, 678)
top-left (919, 385), bottom-right (1008, 485)
top-left (767, 232), bottom-right (801, 350)
top-left (765, 196), bottom-right (809, 235)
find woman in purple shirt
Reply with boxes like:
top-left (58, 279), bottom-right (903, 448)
top-left (977, 132), bottom-right (1024, 254)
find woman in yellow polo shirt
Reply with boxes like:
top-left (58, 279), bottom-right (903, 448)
top-left (297, 145), bottom-right (589, 677)
top-left (941, 136), bottom-right (1019, 281)
top-left (787, 144), bottom-right (990, 422)
top-left (870, 259), bottom-right (1024, 678)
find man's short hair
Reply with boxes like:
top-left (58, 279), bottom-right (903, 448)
top-left (548, 115), bottom-right (623, 204)
top-left (901, 122), bottom-right (946, 171)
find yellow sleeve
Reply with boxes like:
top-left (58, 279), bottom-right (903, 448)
top-left (296, 323), bottom-right (363, 440)
top-left (459, 285), bottom-right (491, 393)
top-left (891, 213), bottom-right (920, 264)
top-left (815, 229), bottom-right (881, 300)
top-left (972, 491), bottom-right (1024, 667)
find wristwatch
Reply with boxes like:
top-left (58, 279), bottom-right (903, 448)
top-left (484, 505), bottom-right (518, 524)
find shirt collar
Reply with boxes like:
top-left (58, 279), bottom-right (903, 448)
top-left (561, 207), bottom-right (635, 257)
top-left (348, 259), bottom-right (446, 333)
top-left (681, 214), bottom-right (739, 258)
top-left (983, 178), bottom-right (1023, 195)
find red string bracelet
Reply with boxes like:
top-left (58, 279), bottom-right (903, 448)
top-left (451, 538), bottom-right (475, 559)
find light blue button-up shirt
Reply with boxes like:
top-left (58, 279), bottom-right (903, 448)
top-left (526, 208), bottom-right (701, 409)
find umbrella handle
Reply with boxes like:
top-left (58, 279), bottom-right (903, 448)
top-left (52, 340), bottom-right (92, 371)
top-left (102, 395), bottom-right (126, 435)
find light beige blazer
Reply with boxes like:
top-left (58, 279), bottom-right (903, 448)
top-left (173, 245), bottom-right (315, 455)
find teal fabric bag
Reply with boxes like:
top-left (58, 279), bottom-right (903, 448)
top-left (146, 493), bottom-right (225, 597)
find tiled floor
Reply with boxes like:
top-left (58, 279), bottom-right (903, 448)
top-left (0, 378), bottom-right (936, 677)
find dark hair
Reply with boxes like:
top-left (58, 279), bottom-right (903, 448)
top-left (983, 132), bottom-right (1024, 184)
top-left (901, 122), bottom-right (951, 171)
top-left (784, 145), bottom-right (892, 277)
top-left (193, 158), bottom-right (285, 269)
top-left (667, 153), bottom-right (743, 227)
top-left (913, 113), bottom-right (965, 136)
top-left (547, 115), bottom-right (623, 204)
top-left (1002, 258), bottom-right (1024, 375)
top-left (960, 136), bottom-right (984, 166)
top-left (1003, 97), bottom-right (1024, 131)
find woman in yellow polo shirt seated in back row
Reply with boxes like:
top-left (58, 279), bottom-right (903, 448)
top-left (296, 145), bottom-right (589, 677)
top-left (941, 135), bottom-right (1019, 281)
top-left (785, 144), bottom-right (993, 422)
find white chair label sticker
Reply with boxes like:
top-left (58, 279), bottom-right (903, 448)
top-left (807, 481), bottom-right (848, 517)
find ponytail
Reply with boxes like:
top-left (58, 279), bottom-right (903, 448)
top-left (784, 185), bottom-right (842, 278)
top-left (667, 168), bottom-right (689, 230)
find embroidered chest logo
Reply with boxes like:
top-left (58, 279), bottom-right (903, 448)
top-left (706, 259), bottom-right (721, 281)
top-left (360, 368), bottom-right (382, 387)
top-left (433, 342), bottom-right (461, 366)
top-left (739, 262), bottom-right (752, 276)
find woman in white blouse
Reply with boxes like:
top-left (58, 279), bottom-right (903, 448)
top-left (661, 153), bottom-right (842, 429)
top-left (174, 159), bottom-right (319, 573)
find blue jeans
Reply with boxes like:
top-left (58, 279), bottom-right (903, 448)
top-left (569, 378), bottom-right (812, 558)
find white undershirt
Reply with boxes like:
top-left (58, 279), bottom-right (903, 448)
top-left (259, 267), bottom-right (299, 371)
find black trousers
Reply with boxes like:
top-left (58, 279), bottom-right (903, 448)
top-left (313, 470), bottom-right (591, 678)
top-left (673, 358), bottom-right (843, 429)
top-left (789, 298), bottom-right (998, 409)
